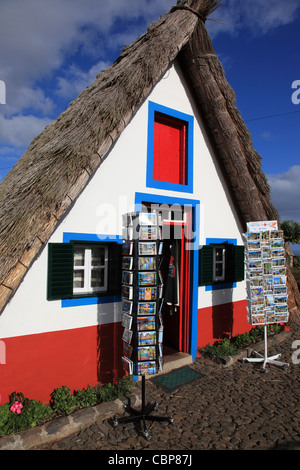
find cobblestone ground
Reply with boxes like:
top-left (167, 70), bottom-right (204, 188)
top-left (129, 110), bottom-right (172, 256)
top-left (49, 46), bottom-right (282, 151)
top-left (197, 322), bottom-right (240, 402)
top-left (35, 325), bottom-right (300, 451)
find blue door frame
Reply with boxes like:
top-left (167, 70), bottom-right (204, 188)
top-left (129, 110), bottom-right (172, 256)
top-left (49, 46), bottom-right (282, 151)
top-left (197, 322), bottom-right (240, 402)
top-left (135, 192), bottom-right (200, 360)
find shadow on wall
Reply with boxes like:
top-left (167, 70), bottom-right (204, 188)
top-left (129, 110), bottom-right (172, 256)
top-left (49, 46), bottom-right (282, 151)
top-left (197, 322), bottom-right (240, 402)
top-left (96, 301), bottom-right (124, 384)
top-left (211, 287), bottom-right (234, 340)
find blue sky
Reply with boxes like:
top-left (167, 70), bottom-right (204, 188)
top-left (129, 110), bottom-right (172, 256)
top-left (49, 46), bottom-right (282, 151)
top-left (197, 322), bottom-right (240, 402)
top-left (0, 0), bottom-right (299, 248)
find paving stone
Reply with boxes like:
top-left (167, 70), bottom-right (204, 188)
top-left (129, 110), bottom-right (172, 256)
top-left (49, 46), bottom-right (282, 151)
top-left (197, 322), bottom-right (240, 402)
top-left (8, 326), bottom-right (300, 451)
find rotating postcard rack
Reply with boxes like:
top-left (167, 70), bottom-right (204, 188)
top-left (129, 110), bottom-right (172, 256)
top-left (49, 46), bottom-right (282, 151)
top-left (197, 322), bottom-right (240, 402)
top-left (113, 211), bottom-right (173, 440)
top-left (243, 220), bottom-right (289, 371)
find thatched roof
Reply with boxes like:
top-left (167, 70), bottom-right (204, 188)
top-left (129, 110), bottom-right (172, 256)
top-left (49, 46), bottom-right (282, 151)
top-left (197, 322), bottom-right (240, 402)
top-left (0, 0), bottom-right (299, 315)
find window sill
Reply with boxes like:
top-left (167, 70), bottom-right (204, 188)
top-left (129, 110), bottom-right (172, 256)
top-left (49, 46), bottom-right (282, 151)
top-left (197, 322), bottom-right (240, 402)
top-left (61, 294), bottom-right (121, 308)
top-left (205, 282), bottom-right (237, 291)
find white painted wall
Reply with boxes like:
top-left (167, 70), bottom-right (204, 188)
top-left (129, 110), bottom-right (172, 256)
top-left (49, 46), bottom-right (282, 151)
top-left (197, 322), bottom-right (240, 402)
top-left (0, 61), bottom-right (247, 339)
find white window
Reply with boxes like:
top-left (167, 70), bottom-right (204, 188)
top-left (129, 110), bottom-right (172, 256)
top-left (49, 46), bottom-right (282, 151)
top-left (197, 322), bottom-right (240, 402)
top-left (213, 246), bottom-right (225, 282)
top-left (73, 245), bottom-right (108, 294)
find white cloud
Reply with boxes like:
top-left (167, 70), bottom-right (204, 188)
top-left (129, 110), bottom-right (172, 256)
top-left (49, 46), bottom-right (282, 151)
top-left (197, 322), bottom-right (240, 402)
top-left (0, 114), bottom-right (51, 148)
top-left (267, 165), bottom-right (300, 223)
top-left (208, 0), bottom-right (300, 38)
top-left (56, 61), bottom-right (110, 100)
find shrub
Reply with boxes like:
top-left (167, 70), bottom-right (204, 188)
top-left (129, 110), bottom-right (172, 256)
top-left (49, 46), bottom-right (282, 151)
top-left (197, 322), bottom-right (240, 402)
top-left (200, 324), bottom-right (282, 358)
top-left (0, 392), bottom-right (52, 437)
top-left (0, 374), bottom-right (134, 438)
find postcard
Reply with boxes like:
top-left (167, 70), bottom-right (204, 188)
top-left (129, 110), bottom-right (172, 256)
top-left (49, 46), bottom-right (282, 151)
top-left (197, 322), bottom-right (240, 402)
top-left (265, 311), bottom-right (275, 324)
top-left (138, 302), bottom-right (156, 315)
top-left (136, 361), bottom-right (157, 375)
top-left (158, 327), bottom-right (163, 343)
top-left (247, 232), bottom-right (261, 241)
top-left (270, 230), bottom-right (283, 239)
top-left (122, 299), bottom-right (133, 315)
top-left (139, 226), bottom-right (159, 240)
top-left (249, 259), bottom-right (262, 270)
top-left (122, 227), bottom-right (134, 241)
top-left (273, 285), bottom-right (287, 295)
top-left (273, 275), bottom-right (286, 286)
top-left (272, 258), bottom-right (285, 267)
top-left (271, 239), bottom-right (284, 248)
top-left (137, 316), bottom-right (156, 331)
top-left (274, 304), bottom-right (288, 313)
top-left (250, 277), bottom-right (263, 287)
top-left (138, 286), bottom-right (157, 301)
top-left (248, 250), bottom-right (262, 260)
top-left (122, 242), bottom-right (133, 256)
top-left (263, 262), bottom-right (273, 275)
top-left (139, 212), bottom-right (157, 226)
top-left (263, 277), bottom-right (273, 291)
top-left (248, 269), bottom-right (263, 278)
top-left (261, 231), bottom-right (270, 242)
top-left (275, 314), bottom-right (289, 323)
top-left (138, 271), bottom-right (157, 286)
top-left (122, 341), bottom-right (133, 359)
top-left (271, 248), bottom-right (285, 258)
top-left (273, 267), bottom-right (286, 276)
top-left (251, 313), bottom-right (265, 325)
top-left (264, 294), bottom-right (274, 308)
top-left (122, 270), bottom-right (133, 285)
top-left (261, 246), bottom-right (271, 259)
top-left (138, 242), bottom-right (157, 256)
top-left (122, 256), bottom-right (133, 270)
top-left (138, 346), bottom-right (156, 361)
top-left (138, 331), bottom-right (157, 346)
top-left (122, 328), bottom-right (133, 344)
top-left (274, 294), bottom-right (287, 305)
top-left (122, 285), bottom-right (133, 299)
top-left (122, 313), bottom-right (133, 330)
top-left (247, 240), bottom-right (261, 250)
top-left (251, 286), bottom-right (264, 297)
top-left (250, 295), bottom-right (264, 307)
top-left (122, 356), bottom-right (133, 375)
top-left (138, 257), bottom-right (157, 271)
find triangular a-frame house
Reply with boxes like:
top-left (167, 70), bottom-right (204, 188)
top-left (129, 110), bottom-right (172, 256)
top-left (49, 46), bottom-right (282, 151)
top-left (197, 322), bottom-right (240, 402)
top-left (0, 0), bottom-right (299, 403)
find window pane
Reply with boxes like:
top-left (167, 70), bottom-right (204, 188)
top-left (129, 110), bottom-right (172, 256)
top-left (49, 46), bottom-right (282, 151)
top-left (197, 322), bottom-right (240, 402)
top-left (215, 264), bottom-right (223, 277)
top-left (74, 248), bottom-right (85, 266)
top-left (215, 248), bottom-right (224, 262)
top-left (91, 248), bottom-right (105, 266)
top-left (91, 268), bottom-right (105, 288)
top-left (74, 270), bottom-right (84, 288)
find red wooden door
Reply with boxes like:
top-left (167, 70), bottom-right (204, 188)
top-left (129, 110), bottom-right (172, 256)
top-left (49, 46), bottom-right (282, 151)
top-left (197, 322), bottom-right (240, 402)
top-left (153, 114), bottom-right (186, 184)
top-left (162, 219), bottom-right (191, 353)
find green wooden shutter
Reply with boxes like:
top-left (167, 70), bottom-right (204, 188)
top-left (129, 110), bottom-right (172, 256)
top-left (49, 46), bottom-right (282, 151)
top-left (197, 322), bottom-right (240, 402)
top-left (225, 244), bottom-right (245, 283)
top-left (107, 243), bottom-right (122, 295)
top-left (234, 245), bottom-right (245, 282)
top-left (47, 243), bottom-right (74, 300)
top-left (199, 245), bottom-right (214, 286)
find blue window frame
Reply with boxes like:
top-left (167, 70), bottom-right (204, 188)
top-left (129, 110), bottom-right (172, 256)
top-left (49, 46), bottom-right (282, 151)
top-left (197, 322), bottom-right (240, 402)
top-left (146, 101), bottom-right (194, 193)
top-left (60, 233), bottom-right (122, 308)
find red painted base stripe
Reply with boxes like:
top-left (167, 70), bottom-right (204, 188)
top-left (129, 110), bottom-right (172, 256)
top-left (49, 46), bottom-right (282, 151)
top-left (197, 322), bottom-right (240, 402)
top-left (0, 322), bottom-right (123, 404)
top-left (197, 299), bottom-right (251, 352)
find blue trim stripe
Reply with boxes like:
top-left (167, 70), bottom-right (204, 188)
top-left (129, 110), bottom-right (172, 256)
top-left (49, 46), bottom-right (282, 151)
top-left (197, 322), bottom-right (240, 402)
top-left (146, 101), bottom-right (194, 194)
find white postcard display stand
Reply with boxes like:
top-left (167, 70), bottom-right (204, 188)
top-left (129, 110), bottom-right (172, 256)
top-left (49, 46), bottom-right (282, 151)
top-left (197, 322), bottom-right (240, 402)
top-left (114, 212), bottom-right (173, 440)
top-left (243, 220), bottom-right (289, 370)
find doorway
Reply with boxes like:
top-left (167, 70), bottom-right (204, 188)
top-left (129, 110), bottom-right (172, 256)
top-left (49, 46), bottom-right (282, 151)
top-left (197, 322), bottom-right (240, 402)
top-left (142, 203), bottom-right (192, 354)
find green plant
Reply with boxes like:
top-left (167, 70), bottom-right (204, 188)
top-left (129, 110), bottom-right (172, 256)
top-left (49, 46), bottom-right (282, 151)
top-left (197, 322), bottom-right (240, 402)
top-left (201, 338), bottom-right (238, 358)
top-left (200, 324), bottom-right (282, 358)
top-left (50, 385), bottom-right (77, 415)
top-left (0, 392), bottom-right (52, 437)
top-left (0, 374), bottom-right (134, 438)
